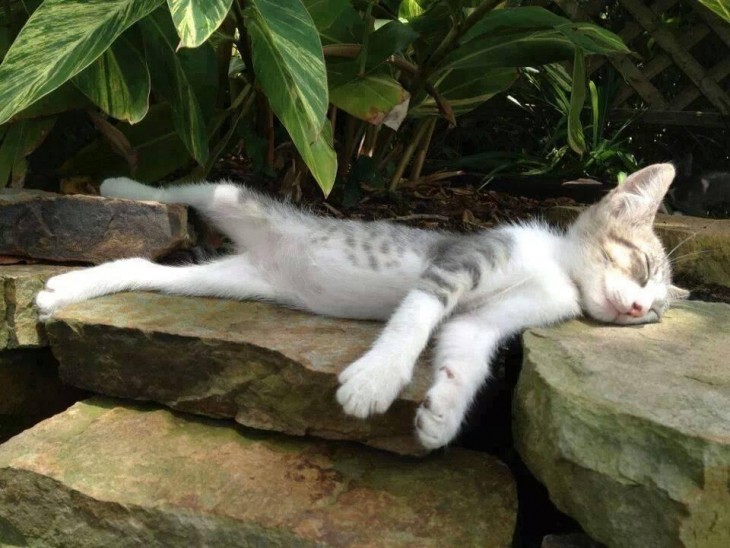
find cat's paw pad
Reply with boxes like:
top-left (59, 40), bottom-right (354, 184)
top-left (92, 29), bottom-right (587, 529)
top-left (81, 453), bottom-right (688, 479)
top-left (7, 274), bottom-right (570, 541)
top-left (336, 352), bottom-right (409, 419)
top-left (100, 177), bottom-right (157, 201)
top-left (415, 381), bottom-right (465, 450)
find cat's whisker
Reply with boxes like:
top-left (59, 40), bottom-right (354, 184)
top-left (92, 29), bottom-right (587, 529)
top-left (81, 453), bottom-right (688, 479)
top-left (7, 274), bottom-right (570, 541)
top-left (667, 249), bottom-right (713, 264)
top-left (665, 232), bottom-right (698, 259)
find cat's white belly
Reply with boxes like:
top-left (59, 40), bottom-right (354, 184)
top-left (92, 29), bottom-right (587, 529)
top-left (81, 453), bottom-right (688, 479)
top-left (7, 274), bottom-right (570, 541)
top-left (252, 242), bottom-right (426, 320)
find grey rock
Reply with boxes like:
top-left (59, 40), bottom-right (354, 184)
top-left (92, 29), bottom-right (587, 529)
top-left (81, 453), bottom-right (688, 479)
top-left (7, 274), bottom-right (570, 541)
top-left (0, 189), bottom-right (194, 264)
top-left (47, 293), bottom-right (434, 455)
top-left (0, 398), bottom-right (517, 547)
top-left (515, 300), bottom-right (730, 548)
top-left (0, 265), bottom-right (76, 349)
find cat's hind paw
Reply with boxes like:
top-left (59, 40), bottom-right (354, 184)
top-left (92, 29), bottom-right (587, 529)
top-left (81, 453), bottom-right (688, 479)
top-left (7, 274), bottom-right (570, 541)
top-left (415, 379), bottom-right (466, 450)
top-left (336, 352), bottom-right (409, 418)
top-left (100, 177), bottom-right (159, 202)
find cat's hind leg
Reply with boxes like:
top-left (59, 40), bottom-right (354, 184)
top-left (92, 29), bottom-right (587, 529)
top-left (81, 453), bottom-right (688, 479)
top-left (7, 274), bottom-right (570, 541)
top-left (414, 313), bottom-right (500, 450)
top-left (100, 178), bottom-right (280, 247)
top-left (35, 254), bottom-right (279, 319)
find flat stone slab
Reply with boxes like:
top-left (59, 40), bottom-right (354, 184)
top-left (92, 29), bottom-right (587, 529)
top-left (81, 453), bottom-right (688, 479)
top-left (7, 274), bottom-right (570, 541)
top-left (0, 399), bottom-right (517, 547)
top-left (0, 265), bottom-right (76, 349)
top-left (514, 300), bottom-right (730, 548)
top-left (47, 293), bottom-right (432, 455)
top-left (0, 189), bottom-right (194, 264)
top-left (548, 206), bottom-right (730, 289)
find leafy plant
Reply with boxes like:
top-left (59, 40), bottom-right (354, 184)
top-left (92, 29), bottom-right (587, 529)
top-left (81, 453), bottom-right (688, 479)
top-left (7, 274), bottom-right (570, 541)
top-left (444, 63), bottom-right (639, 183)
top-left (0, 0), bottom-right (629, 195)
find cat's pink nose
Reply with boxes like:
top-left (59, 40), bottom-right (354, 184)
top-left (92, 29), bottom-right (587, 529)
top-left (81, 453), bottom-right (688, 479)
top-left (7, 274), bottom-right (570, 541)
top-left (628, 302), bottom-right (644, 317)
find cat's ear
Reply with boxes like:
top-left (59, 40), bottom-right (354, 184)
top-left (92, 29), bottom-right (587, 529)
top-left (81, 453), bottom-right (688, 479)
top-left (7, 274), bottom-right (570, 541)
top-left (608, 163), bottom-right (675, 222)
top-left (668, 285), bottom-right (690, 300)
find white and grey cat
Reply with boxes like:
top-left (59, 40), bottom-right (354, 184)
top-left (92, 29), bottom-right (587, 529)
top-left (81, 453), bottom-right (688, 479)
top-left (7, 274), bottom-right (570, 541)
top-left (36, 163), bottom-right (688, 450)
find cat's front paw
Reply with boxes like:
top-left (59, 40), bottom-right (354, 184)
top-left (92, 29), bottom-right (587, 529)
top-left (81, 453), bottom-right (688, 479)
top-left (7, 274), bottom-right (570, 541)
top-left (35, 270), bottom-right (92, 319)
top-left (336, 351), bottom-right (410, 419)
top-left (415, 377), bottom-right (467, 450)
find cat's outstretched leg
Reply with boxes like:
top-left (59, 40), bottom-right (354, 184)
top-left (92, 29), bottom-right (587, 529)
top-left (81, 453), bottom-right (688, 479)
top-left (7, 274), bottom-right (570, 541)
top-left (336, 262), bottom-right (476, 418)
top-left (35, 254), bottom-right (279, 319)
top-left (415, 313), bottom-right (499, 449)
top-left (100, 177), bottom-right (281, 246)
top-left (336, 290), bottom-right (445, 418)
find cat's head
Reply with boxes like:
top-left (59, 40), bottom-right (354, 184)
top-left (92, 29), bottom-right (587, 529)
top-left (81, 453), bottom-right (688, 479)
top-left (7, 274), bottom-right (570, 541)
top-left (568, 163), bottom-right (689, 325)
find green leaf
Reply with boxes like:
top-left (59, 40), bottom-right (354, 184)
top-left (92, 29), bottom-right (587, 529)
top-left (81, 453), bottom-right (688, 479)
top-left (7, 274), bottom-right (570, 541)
top-left (441, 30), bottom-right (577, 71)
top-left (458, 7), bottom-right (628, 62)
top-left (698, 0), bottom-right (730, 22)
top-left (0, 0), bottom-right (163, 125)
top-left (301, 0), bottom-right (363, 45)
top-left (59, 103), bottom-right (190, 183)
top-left (0, 117), bottom-right (56, 187)
top-left (245, 0), bottom-right (335, 194)
top-left (72, 36), bottom-right (150, 124)
top-left (399, 0), bottom-right (427, 19)
top-left (167, 0), bottom-right (234, 48)
top-left (567, 50), bottom-right (587, 155)
top-left (358, 20), bottom-right (419, 70)
top-left (555, 22), bottom-right (630, 55)
top-left (10, 83), bottom-right (90, 122)
top-left (412, 67), bottom-right (518, 117)
top-left (140, 9), bottom-right (217, 165)
top-left (330, 70), bottom-right (410, 124)
top-left (462, 6), bottom-right (568, 41)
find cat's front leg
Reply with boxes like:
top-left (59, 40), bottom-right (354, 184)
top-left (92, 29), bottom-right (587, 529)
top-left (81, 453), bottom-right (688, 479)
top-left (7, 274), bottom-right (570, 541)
top-left (336, 289), bottom-right (448, 418)
top-left (415, 314), bottom-right (500, 449)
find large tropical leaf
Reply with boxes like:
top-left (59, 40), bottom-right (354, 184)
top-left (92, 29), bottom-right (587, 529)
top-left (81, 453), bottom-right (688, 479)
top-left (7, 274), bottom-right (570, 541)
top-left (0, 0), bottom-right (163, 125)
top-left (245, 0), bottom-right (335, 194)
top-left (302, 0), bottom-right (363, 45)
top-left (60, 104), bottom-right (190, 183)
top-left (454, 7), bottom-right (628, 70)
top-left (330, 71), bottom-right (410, 125)
top-left (441, 30), bottom-right (577, 71)
top-left (140, 9), bottom-right (217, 165)
top-left (699, 0), bottom-right (730, 22)
top-left (73, 36), bottom-right (150, 124)
top-left (167, 0), bottom-right (233, 49)
top-left (10, 83), bottom-right (90, 122)
top-left (0, 117), bottom-right (56, 187)
top-left (412, 67), bottom-right (518, 117)
top-left (359, 20), bottom-right (419, 70)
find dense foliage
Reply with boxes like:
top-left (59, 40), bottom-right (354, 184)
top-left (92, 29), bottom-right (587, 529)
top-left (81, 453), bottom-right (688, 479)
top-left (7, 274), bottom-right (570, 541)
top-left (0, 0), bottom-right (634, 195)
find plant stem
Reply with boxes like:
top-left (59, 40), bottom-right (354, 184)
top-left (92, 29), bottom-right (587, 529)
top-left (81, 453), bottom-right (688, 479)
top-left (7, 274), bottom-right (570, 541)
top-left (409, 117), bottom-right (437, 183)
top-left (389, 119), bottom-right (431, 191)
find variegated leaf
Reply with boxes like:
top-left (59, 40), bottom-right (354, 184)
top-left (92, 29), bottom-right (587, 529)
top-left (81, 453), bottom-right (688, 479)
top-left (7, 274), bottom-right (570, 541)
top-left (245, 0), bottom-right (335, 194)
top-left (73, 36), bottom-right (151, 124)
top-left (0, 0), bottom-right (163, 125)
top-left (140, 9), bottom-right (217, 165)
top-left (330, 72), bottom-right (410, 125)
top-left (699, 0), bottom-right (730, 22)
top-left (411, 68), bottom-right (518, 118)
top-left (301, 0), bottom-right (363, 45)
top-left (167, 0), bottom-right (234, 49)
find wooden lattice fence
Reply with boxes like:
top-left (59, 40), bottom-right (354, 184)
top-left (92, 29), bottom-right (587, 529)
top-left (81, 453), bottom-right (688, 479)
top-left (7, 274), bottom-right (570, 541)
top-left (540, 0), bottom-right (730, 127)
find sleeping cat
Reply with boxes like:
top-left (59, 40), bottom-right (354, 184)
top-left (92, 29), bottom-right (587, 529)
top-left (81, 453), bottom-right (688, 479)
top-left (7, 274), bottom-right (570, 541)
top-left (36, 163), bottom-right (687, 450)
